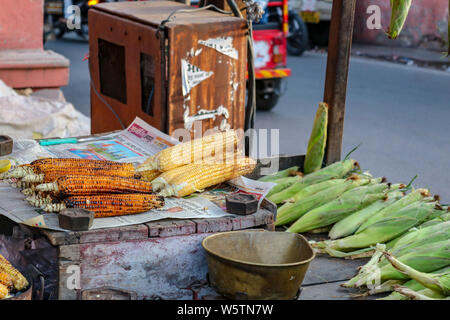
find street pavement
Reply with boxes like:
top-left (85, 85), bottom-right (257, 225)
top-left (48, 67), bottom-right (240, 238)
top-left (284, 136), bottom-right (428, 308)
top-left (45, 37), bottom-right (450, 202)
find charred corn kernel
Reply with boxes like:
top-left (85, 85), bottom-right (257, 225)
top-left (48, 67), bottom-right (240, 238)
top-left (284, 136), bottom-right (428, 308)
top-left (159, 157), bottom-right (256, 197)
top-left (0, 254), bottom-right (28, 291)
top-left (44, 194), bottom-right (165, 218)
top-left (304, 102), bottom-right (328, 174)
top-left (0, 283), bottom-right (8, 299)
top-left (138, 169), bottom-right (161, 182)
top-left (0, 272), bottom-right (13, 290)
top-left (36, 175), bottom-right (153, 196)
top-left (22, 158), bottom-right (136, 183)
top-left (138, 130), bottom-right (241, 172)
top-left (387, 0), bottom-right (412, 39)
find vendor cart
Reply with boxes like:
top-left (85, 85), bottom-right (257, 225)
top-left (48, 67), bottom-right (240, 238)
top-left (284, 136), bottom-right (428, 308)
top-left (0, 0), bottom-right (369, 301)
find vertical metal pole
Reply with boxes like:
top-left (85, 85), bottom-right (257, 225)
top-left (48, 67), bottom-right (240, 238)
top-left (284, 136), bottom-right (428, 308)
top-left (323, 0), bottom-right (357, 164)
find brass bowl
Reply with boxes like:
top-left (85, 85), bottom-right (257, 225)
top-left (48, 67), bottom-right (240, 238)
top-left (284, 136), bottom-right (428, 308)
top-left (202, 230), bottom-right (315, 300)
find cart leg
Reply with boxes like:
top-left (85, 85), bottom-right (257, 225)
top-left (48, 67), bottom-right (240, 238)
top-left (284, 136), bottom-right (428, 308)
top-left (323, 0), bottom-right (357, 164)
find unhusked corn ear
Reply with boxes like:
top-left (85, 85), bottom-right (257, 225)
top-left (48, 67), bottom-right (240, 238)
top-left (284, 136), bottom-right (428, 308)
top-left (304, 102), bottom-right (328, 174)
top-left (36, 175), bottom-right (153, 196)
top-left (138, 169), bottom-right (161, 182)
top-left (387, 0), bottom-right (412, 39)
top-left (138, 130), bottom-right (241, 172)
top-left (44, 194), bottom-right (165, 218)
top-left (0, 283), bottom-right (8, 299)
top-left (0, 272), bottom-right (13, 290)
top-left (0, 254), bottom-right (28, 291)
top-left (159, 157), bottom-right (256, 197)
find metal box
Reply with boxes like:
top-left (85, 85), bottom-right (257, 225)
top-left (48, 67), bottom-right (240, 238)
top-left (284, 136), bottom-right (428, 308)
top-left (89, 1), bottom-right (247, 136)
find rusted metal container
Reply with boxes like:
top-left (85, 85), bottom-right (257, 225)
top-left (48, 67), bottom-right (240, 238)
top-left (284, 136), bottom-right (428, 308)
top-left (89, 1), bottom-right (247, 136)
top-left (202, 230), bottom-right (315, 300)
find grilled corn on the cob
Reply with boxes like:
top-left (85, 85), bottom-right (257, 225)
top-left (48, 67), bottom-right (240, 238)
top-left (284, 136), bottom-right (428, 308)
top-left (0, 272), bottom-right (13, 290)
top-left (0, 283), bottom-right (9, 299)
top-left (36, 175), bottom-right (153, 196)
top-left (43, 194), bottom-right (165, 218)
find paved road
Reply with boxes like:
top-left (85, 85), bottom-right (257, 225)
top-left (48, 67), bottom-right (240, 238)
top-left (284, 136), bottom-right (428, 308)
top-left (45, 37), bottom-right (450, 201)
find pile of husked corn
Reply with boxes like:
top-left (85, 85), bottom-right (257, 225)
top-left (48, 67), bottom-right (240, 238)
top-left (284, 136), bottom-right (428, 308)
top-left (1, 158), bottom-right (164, 218)
top-left (137, 130), bottom-right (257, 197)
top-left (261, 160), bottom-right (450, 300)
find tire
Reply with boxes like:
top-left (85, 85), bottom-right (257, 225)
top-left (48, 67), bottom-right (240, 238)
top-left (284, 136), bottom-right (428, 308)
top-left (309, 21), bottom-right (330, 47)
top-left (287, 12), bottom-right (309, 57)
top-left (255, 79), bottom-right (282, 111)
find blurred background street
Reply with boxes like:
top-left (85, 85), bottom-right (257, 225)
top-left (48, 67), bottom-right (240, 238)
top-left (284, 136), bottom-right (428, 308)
top-left (44, 35), bottom-right (450, 201)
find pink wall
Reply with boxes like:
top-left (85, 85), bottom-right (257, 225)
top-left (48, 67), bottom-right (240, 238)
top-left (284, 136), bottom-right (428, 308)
top-left (0, 0), bottom-right (44, 50)
top-left (354, 0), bottom-right (449, 49)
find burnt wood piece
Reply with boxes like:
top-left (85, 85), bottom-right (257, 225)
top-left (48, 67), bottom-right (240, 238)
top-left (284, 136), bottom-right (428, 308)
top-left (225, 193), bottom-right (258, 215)
top-left (0, 135), bottom-right (13, 156)
top-left (58, 208), bottom-right (95, 231)
top-left (323, 0), bottom-right (357, 164)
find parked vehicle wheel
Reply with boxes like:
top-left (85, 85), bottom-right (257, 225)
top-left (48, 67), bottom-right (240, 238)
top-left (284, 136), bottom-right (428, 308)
top-left (287, 12), bottom-right (309, 57)
top-left (256, 79), bottom-right (283, 111)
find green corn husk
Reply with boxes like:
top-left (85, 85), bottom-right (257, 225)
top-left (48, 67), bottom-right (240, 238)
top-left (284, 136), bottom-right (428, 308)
top-left (387, 0), bottom-right (412, 39)
top-left (384, 251), bottom-right (450, 295)
top-left (275, 176), bottom-right (371, 226)
top-left (304, 102), bottom-right (328, 174)
top-left (287, 183), bottom-right (393, 234)
top-left (356, 188), bottom-right (430, 233)
top-left (329, 190), bottom-right (405, 240)
top-left (258, 166), bottom-right (300, 182)
top-left (387, 221), bottom-right (450, 257)
top-left (352, 280), bottom-right (406, 298)
top-left (345, 239), bottom-right (450, 288)
top-left (418, 211), bottom-right (450, 229)
top-left (324, 201), bottom-right (437, 252)
top-left (286, 178), bottom-right (348, 203)
top-left (392, 286), bottom-right (444, 300)
top-left (265, 176), bottom-right (302, 198)
top-left (268, 159), bottom-right (359, 204)
top-left (379, 266), bottom-right (450, 300)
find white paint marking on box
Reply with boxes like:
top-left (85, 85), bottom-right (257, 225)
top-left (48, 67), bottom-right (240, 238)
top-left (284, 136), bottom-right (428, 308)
top-left (198, 37), bottom-right (238, 60)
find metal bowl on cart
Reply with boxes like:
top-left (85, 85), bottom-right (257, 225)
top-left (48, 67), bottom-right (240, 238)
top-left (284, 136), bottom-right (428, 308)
top-left (202, 230), bottom-right (315, 300)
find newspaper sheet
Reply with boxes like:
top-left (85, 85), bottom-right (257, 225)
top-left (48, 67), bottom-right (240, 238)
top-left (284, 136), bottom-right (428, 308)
top-left (0, 117), bottom-right (274, 231)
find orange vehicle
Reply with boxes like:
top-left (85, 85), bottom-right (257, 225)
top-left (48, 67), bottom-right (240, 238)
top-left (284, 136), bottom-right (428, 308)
top-left (252, 0), bottom-right (293, 110)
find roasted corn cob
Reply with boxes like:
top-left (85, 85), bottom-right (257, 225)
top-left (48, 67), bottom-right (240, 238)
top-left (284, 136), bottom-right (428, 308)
top-left (36, 175), bottom-right (153, 196)
top-left (158, 157), bottom-right (256, 197)
top-left (0, 254), bottom-right (28, 291)
top-left (43, 194), bottom-right (165, 218)
top-left (18, 158), bottom-right (136, 182)
top-left (137, 130), bottom-right (241, 172)
top-left (304, 102), bottom-right (328, 174)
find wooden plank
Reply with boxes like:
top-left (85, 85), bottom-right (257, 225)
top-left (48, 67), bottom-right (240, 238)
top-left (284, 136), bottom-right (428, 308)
top-left (58, 244), bottom-right (81, 300)
top-left (41, 224), bottom-right (149, 246)
top-left (147, 219), bottom-right (196, 237)
top-left (323, 0), bottom-right (357, 164)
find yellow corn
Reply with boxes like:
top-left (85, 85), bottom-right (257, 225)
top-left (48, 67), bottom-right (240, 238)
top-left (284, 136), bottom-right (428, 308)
top-left (138, 169), bottom-right (161, 182)
top-left (0, 283), bottom-right (8, 299)
top-left (0, 254), bottom-right (28, 291)
top-left (44, 193), bottom-right (165, 218)
top-left (137, 130), bottom-right (241, 172)
top-left (0, 272), bottom-right (13, 290)
top-left (159, 157), bottom-right (257, 197)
